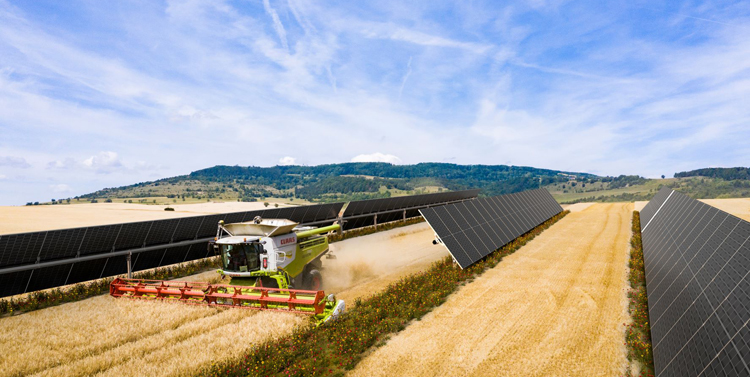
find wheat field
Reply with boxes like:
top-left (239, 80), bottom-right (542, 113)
top-left (350, 203), bottom-right (632, 377)
top-left (0, 222), bottom-right (447, 377)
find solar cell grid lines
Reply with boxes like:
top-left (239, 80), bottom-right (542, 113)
top-left (343, 189), bottom-right (480, 217)
top-left (0, 202), bottom-right (345, 297)
top-left (0, 191), bottom-right (476, 298)
top-left (641, 188), bottom-right (750, 377)
top-left (420, 189), bottom-right (562, 269)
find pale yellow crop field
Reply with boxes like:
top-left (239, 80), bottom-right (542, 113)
top-left (0, 200), bottom-right (298, 234)
top-left (700, 198), bottom-right (750, 222)
top-left (350, 203), bottom-right (632, 377)
top-left (0, 222), bottom-right (446, 377)
top-left (635, 198), bottom-right (750, 221)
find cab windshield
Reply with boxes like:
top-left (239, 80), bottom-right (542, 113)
top-left (221, 243), bottom-right (263, 272)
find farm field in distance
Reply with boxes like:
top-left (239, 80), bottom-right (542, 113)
top-left (0, 200), bottom-right (298, 234)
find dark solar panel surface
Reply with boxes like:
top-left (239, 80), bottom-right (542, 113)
top-left (641, 189), bottom-right (750, 377)
top-left (343, 189), bottom-right (480, 217)
top-left (420, 189), bottom-right (562, 269)
top-left (341, 189), bottom-right (479, 230)
top-left (0, 193), bottom-right (479, 297)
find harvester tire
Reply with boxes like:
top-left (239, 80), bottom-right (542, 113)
top-left (306, 269), bottom-right (322, 291)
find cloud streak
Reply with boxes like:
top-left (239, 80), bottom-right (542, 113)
top-left (0, 0), bottom-right (748, 204)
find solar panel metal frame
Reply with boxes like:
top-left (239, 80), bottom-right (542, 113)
top-left (641, 188), bottom-right (750, 377)
top-left (421, 188), bottom-right (562, 269)
top-left (0, 190), bottom-right (477, 298)
top-left (343, 189), bottom-right (480, 217)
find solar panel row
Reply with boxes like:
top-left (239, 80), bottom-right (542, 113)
top-left (641, 188), bottom-right (750, 377)
top-left (0, 202), bottom-right (344, 269)
top-left (341, 189), bottom-right (479, 230)
top-left (0, 242), bottom-right (213, 297)
top-left (640, 187), bottom-right (673, 228)
top-left (420, 189), bottom-right (562, 269)
top-left (343, 189), bottom-right (479, 216)
top-left (0, 191), bottom-right (478, 297)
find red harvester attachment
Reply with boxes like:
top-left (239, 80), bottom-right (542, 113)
top-left (109, 277), bottom-right (327, 315)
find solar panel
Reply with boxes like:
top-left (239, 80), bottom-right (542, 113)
top-left (0, 270), bottom-right (32, 297)
top-left (641, 189), bottom-right (750, 377)
top-left (421, 188), bottom-right (562, 269)
top-left (25, 264), bottom-right (74, 293)
top-left (343, 189), bottom-right (480, 217)
top-left (0, 195), bottom-right (456, 297)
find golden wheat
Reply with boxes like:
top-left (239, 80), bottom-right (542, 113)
top-left (350, 203), bottom-right (632, 377)
top-left (0, 222), bottom-right (446, 377)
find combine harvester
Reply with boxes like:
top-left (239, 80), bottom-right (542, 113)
top-left (110, 217), bottom-right (345, 324)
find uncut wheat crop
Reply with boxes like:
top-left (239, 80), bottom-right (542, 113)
top-left (0, 295), bottom-right (304, 377)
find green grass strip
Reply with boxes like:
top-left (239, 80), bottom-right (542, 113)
top-left (625, 211), bottom-right (655, 376)
top-left (199, 210), bottom-right (569, 377)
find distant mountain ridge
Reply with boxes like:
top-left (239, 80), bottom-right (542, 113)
top-left (79, 162), bottom-right (598, 203)
top-left (675, 167), bottom-right (750, 181)
top-left (57, 163), bottom-right (750, 205)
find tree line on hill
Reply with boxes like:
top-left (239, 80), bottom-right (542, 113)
top-left (675, 167), bottom-right (750, 181)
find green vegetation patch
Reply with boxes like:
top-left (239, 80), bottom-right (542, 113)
top-left (199, 210), bottom-right (569, 377)
top-left (625, 211), bottom-right (654, 377)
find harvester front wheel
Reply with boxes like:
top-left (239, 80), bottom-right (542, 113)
top-left (306, 269), bottom-right (322, 291)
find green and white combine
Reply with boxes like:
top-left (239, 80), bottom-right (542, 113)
top-left (213, 217), bottom-right (345, 322)
top-left (110, 216), bottom-right (345, 324)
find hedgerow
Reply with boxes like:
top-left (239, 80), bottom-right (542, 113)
top-left (625, 211), bottom-right (654, 376)
top-left (199, 211), bottom-right (569, 377)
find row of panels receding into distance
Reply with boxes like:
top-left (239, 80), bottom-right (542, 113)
top-left (0, 190), bottom-right (479, 297)
top-left (641, 187), bottom-right (750, 377)
top-left (421, 188), bottom-right (563, 269)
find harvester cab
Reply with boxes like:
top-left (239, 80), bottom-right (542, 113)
top-left (109, 216), bottom-right (345, 325)
top-left (214, 217), bottom-right (337, 291)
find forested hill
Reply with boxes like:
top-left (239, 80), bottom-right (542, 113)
top-left (57, 163), bottom-right (750, 206)
top-left (675, 167), bottom-right (750, 180)
top-left (187, 163), bottom-right (597, 196)
top-left (78, 162), bottom-right (599, 203)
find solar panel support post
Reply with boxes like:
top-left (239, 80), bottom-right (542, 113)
top-left (126, 251), bottom-right (132, 279)
top-left (373, 214), bottom-right (377, 226)
top-left (403, 210), bottom-right (406, 220)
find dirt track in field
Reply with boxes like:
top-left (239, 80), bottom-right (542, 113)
top-left (324, 222), bottom-right (448, 303)
top-left (349, 203), bottom-right (632, 377)
top-left (0, 222), bottom-right (446, 377)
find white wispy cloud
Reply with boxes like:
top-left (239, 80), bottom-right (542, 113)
top-left (0, 156), bottom-right (30, 168)
top-left (278, 156), bottom-right (296, 165)
top-left (398, 56), bottom-right (412, 99)
top-left (351, 153), bottom-right (402, 164)
top-left (263, 0), bottom-right (289, 52)
top-left (0, 0), bottom-right (748, 204)
top-left (50, 183), bottom-right (72, 193)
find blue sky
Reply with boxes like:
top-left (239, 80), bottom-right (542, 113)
top-left (1, 0), bottom-right (749, 205)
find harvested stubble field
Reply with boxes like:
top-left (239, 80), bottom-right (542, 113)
top-left (0, 222), bottom-right (446, 377)
top-left (350, 203), bottom-right (633, 377)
